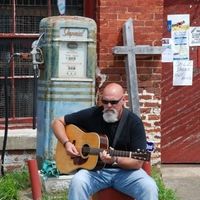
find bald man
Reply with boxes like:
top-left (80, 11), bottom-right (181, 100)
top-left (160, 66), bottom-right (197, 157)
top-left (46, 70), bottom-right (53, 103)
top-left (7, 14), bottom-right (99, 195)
top-left (52, 83), bottom-right (158, 200)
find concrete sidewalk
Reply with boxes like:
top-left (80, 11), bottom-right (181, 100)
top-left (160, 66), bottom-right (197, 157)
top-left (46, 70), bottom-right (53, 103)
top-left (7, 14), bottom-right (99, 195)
top-left (160, 164), bottom-right (200, 200)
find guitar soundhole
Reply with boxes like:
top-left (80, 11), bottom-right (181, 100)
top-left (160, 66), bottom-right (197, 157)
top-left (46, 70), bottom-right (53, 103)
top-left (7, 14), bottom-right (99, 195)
top-left (82, 144), bottom-right (90, 157)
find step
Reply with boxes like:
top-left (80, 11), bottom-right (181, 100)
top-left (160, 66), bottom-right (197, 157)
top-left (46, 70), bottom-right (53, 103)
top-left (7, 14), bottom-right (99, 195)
top-left (0, 129), bottom-right (36, 150)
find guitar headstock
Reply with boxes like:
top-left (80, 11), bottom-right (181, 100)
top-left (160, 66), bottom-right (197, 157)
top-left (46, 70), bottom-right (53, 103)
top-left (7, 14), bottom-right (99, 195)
top-left (131, 149), bottom-right (151, 161)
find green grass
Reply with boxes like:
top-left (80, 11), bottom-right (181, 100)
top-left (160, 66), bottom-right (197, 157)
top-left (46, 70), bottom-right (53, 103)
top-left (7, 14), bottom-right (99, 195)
top-left (152, 166), bottom-right (179, 200)
top-left (0, 166), bottom-right (178, 200)
top-left (0, 169), bottom-right (30, 200)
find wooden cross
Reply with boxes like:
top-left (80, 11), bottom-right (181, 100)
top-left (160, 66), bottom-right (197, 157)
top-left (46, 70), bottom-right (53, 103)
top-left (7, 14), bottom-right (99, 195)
top-left (112, 18), bottom-right (164, 117)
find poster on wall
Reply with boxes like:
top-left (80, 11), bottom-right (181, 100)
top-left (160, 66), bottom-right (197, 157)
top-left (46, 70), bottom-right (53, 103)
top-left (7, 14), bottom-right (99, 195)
top-left (161, 38), bottom-right (173, 62)
top-left (189, 27), bottom-right (200, 46)
top-left (167, 14), bottom-right (193, 86)
top-left (173, 60), bottom-right (193, 86)
top-left (167, 14), bottom-right (190, 60)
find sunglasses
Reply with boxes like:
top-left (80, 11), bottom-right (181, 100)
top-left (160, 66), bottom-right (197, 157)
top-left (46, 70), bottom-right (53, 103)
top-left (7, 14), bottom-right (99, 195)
top-left (101, 96), bottom-right (123, 105)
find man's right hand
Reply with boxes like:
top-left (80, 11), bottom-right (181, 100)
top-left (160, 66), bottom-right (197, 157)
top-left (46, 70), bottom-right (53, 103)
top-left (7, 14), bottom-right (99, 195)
top-left (64, 141), bottom-right (80, 157)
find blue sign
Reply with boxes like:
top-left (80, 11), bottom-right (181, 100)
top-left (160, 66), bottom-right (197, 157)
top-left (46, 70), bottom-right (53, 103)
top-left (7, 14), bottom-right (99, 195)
top-left (167, 20), bottom-right (172, 32)
top-left (146, 141), bottom-right (155, 152)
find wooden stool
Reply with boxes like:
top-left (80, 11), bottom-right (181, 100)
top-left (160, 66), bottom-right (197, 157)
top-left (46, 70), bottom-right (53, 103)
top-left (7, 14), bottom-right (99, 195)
top-left (92, 188), bottom-right (134, 200)
top-left (91, 162), bottom-right (151, 200)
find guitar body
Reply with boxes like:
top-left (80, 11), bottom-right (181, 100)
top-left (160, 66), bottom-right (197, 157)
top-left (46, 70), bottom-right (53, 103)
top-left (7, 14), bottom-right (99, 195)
top-left (55, 124), bottom-right (108, 174)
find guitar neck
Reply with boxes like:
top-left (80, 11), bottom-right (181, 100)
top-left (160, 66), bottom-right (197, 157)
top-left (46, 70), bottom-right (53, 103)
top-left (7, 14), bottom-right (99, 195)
top-left (89, 148), bottom-right (131, 157)
top-left (83, 147), bottom-right (150, 161)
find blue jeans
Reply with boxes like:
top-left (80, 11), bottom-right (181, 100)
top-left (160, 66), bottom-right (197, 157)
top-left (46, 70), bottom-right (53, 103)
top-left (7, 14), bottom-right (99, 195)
top-left (68, 168), bottom-right (158, 200)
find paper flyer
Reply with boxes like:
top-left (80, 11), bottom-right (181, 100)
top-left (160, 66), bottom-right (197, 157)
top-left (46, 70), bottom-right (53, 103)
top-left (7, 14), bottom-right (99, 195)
top-left (167, 14), bottom-right (190, 60)
top-left (173, 60), bottom-right (193, 86)
top-left (161, 38), bottom-right (173, 62)
top-left (189, 27), bottom-right (200, 46)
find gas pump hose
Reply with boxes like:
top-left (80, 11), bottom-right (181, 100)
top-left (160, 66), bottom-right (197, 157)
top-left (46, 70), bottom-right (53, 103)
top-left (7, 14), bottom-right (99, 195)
top-left (1, 58), bottom-right (9, 176)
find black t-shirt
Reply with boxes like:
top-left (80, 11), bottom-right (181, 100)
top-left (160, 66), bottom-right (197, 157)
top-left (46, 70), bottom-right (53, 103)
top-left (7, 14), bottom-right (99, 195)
top-left (64, 106), bottom-right (147, 152)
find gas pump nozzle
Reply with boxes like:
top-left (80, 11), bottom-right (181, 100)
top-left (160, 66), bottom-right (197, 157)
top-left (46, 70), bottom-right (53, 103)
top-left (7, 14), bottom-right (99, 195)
top-left (30, 47), bottom-right (44, 65)
top-left (31, 33), bottom-right (44, 65)
top-left (31, 33), bottom-right (44, 130)
top-left (12, 32), bottom-right (45, 63)
top-left (15, 53), bottom-right (32, 60)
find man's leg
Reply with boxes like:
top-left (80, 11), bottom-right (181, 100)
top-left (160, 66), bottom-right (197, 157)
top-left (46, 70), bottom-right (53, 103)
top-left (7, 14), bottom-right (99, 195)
top-left (113, 168), bottom-right (158, 200)
top-left (68, 169), bottom-right (113, 200)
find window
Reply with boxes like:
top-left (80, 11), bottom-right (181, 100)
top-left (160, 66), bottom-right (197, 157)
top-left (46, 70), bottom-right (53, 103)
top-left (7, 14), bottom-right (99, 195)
top-left (0, 0), bottom-right (83, 128)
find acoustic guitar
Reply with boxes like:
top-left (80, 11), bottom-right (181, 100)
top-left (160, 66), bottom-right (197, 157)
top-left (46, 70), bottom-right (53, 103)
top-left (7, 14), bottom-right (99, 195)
top-left (55, 124), bottom-right (150, 174)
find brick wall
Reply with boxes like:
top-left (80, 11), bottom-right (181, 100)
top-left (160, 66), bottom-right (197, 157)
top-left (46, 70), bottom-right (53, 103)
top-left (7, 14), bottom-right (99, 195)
top-left (96, 0), bottom-right (164, 163)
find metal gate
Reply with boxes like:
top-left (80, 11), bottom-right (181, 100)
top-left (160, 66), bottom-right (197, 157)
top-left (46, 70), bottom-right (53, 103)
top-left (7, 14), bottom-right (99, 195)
top-left (0, 0), bottom-right (83, 129)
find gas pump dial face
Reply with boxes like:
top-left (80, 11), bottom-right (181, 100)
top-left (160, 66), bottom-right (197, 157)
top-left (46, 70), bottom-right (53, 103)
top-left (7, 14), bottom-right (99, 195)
top-left (59, 42), bottom-right (87, 78)
top-left (58, 28), bottom-right (88, 79)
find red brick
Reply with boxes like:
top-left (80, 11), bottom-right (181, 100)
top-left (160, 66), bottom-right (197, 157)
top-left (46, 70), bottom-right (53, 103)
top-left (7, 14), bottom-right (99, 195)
top-left (97, 0), bottom-right (163, 162)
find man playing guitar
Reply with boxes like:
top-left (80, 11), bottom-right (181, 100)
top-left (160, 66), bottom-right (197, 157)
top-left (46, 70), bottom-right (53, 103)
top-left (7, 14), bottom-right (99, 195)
top-left (52, 83), bottom-right (158, 200)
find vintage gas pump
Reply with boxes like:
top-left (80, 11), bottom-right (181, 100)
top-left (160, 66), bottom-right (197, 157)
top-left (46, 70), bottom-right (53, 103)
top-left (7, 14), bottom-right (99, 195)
top-left (36, 16), bottom-right (97, 168)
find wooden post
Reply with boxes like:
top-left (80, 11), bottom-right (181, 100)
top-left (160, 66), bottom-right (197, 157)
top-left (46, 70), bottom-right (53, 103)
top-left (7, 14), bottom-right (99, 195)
top-left (123, 18), bottom-right (140, 117)
top-left (113, 18), bottom-right (164, 117)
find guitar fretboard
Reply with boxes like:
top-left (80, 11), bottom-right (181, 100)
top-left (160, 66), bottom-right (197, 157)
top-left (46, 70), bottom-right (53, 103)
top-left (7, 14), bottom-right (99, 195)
top-left (82, 147), bottom-right (150, 161)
